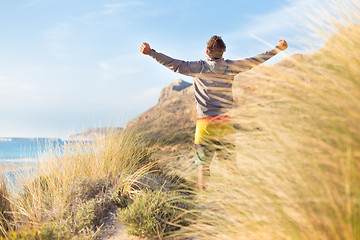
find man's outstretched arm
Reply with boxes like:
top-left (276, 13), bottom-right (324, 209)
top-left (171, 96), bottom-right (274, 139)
top-left (140, 42), bottom-right (203, 76)
top-left (229, 40), bottom-right (288, 73)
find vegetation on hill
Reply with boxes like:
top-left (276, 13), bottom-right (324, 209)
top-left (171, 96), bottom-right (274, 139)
top-left (0, 1), bottom-right (359, 239)
top-left (177, 7), bottom-right (360, 240)
top-left (0, 129), bottom-right (196, 239)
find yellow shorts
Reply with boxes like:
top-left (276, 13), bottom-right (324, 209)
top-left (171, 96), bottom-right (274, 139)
top-left (194, 115), bottom-right (235, 166)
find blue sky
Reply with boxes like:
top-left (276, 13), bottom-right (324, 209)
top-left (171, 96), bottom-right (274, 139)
top-left (0, 0), bottom-right (331, 138)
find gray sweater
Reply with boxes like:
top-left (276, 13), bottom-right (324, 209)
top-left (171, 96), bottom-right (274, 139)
top-left (149, 47), bottom-right (281, 118)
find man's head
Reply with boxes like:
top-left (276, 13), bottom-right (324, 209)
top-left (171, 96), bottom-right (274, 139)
top-left (206, 35), bottom-right (226, 59)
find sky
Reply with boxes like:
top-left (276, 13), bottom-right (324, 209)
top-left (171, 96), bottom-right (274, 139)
top-left (0, 0), bottom-right (337, 139)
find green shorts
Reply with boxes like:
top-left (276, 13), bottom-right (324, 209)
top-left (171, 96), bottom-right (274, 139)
top-left (194, 115), bottom-right (235, 166)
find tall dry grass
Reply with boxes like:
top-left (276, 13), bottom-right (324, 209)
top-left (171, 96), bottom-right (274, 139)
top-left (0, 128), bottom-right (155, 237)
top-left (178, 1), bottom-right (360, 240)
top-left (1, 1), bottom-right (359, 239)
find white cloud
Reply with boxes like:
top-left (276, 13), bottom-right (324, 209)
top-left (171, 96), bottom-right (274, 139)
top-left (98, 62), bottom-right (112, 71)
top-left (102, 1), bottom-right (144, 15)
top-left (227, 1), bottom-right (326, 51)
top-left (131, 86), bottom-right (163, 109)
top-left (98, 54), bottom-right (146, 80)
top-left (0, 76), bottom-right (38, 98)
top-left (21, 0), bottom-right (46, 8)
top-left (226, 0), bottom-right (359, 55)
top-left (104, 1), bottom-right (143, 8)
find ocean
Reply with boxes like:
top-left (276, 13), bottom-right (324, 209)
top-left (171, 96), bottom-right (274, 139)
top-left (0, 137), bottom-right (64, 164)
top-left (0, 137), bottom-right (65, 187)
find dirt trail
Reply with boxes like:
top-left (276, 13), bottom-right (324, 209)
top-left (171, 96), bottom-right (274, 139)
top-left (95, 216), bottom-right (139, 240)
top-left (101, 222), bottom-right (138, 240)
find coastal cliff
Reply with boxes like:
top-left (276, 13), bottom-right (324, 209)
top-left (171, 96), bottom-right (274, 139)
top-left (126, 79), bottom-right (196, 143)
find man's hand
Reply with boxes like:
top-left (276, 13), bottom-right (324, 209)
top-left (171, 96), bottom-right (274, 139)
top-left (277, 40), bottom-right (288, 51)
top-left (140, 42), bottom-right (151, 55)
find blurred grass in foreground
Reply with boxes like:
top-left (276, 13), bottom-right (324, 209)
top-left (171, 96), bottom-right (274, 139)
top-left (177, 1), bottom-right (360, 240)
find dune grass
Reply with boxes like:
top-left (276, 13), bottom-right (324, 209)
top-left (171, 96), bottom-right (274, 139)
top-left (0, 127), bottom-right (196, 240)
top-left (0, 128), bottom-right (162, 239)
top-left (175, 1), bottom-right (360, 239)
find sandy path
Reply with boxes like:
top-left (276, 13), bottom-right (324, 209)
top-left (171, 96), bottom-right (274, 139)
top-left (101, 222), bottom-right (138, 240)
top-left (95, 216), bottom-right (139, 240)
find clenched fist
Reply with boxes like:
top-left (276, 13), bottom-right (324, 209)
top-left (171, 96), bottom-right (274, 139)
top-left (140, 42), bottom-right (151, 55)
top-left (277, 40), bottom-right (288, 51)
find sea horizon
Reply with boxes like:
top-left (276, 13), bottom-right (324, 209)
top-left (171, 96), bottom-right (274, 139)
top-left (0, 137), bottom-right (65, 170)
top-left (0, 137), bottom-right (66, 188)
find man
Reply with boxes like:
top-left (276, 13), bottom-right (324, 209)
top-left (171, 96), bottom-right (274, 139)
top-left (140, 36), bottom-right (288, 190)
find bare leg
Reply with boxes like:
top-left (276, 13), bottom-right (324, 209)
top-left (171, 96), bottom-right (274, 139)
top-left (197, 165), bottom-right (210, 191)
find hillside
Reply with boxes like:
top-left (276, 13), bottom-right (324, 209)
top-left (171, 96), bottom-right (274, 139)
top-left (127, 79), bottom-right (196, 145)
top-left (69, 127), bottom-right (123, 141)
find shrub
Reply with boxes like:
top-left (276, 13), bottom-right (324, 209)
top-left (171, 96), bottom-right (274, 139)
top-left (119, 190), bottom-right (191, 238)
top-left (1, 224), bottom-right (71, 240)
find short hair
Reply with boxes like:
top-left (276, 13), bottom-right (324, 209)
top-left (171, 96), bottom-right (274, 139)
top-left (207, 35), bottom-right (226, 51)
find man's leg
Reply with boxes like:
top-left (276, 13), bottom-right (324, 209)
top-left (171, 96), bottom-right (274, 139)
top-left (194, 117), bottom-right (211, 191)
top-left (194, 144), bottom-right (213, 191)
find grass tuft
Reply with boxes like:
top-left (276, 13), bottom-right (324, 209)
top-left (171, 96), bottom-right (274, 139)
top-left (119, 189), bottom-right (193, 239)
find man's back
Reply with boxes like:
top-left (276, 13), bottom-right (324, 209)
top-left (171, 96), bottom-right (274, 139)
top-left (146, 47), bottom-right (283, 118)
top-left (192, 57), bottom-right (236, 118)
